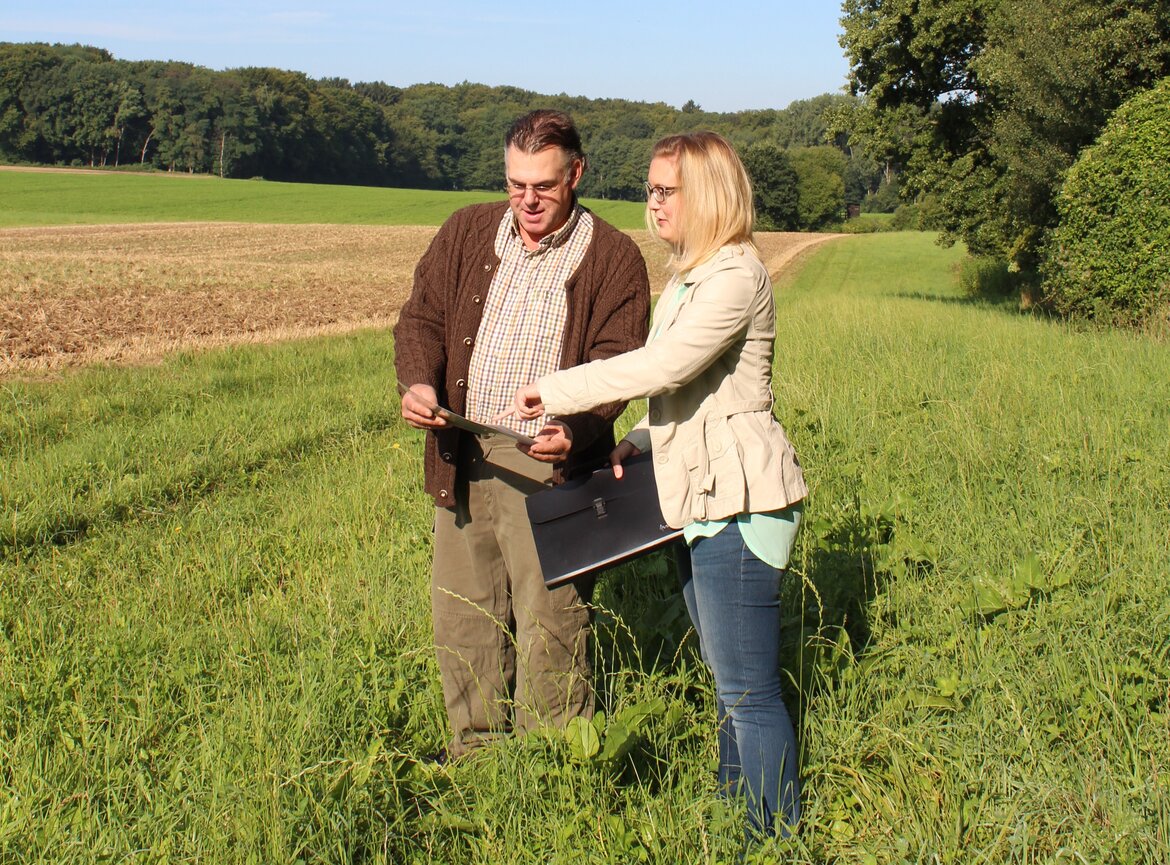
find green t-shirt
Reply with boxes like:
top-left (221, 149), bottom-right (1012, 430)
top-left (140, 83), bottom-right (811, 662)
top-left (682, 503), bottom-right (803, 570)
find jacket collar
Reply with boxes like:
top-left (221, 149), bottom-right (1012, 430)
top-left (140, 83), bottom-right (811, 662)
top-left (681, 243), bottom-right (748, 284)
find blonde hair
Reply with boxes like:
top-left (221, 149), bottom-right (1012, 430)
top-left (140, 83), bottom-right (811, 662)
top-left (646, 132), bottom-right (757, 274)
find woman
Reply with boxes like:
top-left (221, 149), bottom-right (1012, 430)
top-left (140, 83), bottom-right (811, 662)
top-left (503, 132), bottom-right (808, 835)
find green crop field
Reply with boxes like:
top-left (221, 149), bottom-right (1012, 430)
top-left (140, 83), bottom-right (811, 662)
top-left (2, 224), bottom-right (1168, 862)
top-left (0, 168), bottom-right (648, 230)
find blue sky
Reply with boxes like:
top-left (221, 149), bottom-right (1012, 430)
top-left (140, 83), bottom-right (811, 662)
top-left (3, 1), bottom-right (852, 113)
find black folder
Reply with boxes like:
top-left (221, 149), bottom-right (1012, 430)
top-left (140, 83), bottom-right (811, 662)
top-left (526, 452), bottom-right (683, 587)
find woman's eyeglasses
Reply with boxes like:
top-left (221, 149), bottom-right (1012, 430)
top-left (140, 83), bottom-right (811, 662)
top-left (644, 182), bottom-right (679, 203)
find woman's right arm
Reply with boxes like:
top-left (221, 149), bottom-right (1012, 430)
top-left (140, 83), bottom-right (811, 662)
top-left (538, 256), bottom-right (763, 415)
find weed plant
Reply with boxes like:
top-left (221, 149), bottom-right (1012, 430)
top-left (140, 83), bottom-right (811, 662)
top-left (2, 232), bottom-right (1167, 862)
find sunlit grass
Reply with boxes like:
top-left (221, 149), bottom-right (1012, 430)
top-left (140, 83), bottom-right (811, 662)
top-left (0, 169), bottom-right (648, 229)
top-left (2, 231), bottom-right (1167, 862)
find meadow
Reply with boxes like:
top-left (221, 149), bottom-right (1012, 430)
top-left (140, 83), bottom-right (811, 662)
top-left (1, 176), bottom-right (1168, 863)
top-left (0, 168), bottom-right (646, 230)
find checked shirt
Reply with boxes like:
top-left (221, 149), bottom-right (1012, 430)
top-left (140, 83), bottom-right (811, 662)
top-left (465, 203), bottom-right (594, 438)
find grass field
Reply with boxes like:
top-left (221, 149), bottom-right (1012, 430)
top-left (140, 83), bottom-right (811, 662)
top-left (0, 168), bottom-right (647, 230)
top-left (1, 185), bottom-right (1168, 862)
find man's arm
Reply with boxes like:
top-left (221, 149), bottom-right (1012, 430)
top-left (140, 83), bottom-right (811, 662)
top-left (521, 419), bottom-right (574, 463)
top-left (394, 218), bottom-right (458, 411)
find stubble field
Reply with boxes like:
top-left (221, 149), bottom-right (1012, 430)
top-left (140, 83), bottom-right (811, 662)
top-left (0, 223), bottom-right (833, 375)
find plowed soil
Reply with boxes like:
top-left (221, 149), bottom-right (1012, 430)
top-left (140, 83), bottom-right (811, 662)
top-left (0, 222), bottom-right (837, 376)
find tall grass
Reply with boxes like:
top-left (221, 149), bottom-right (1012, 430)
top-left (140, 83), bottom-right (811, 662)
top-left (777, 233), bottom-right (1169, 862)
top-left (2, 232), bottom-right (1167, 862)
top-left (0, 170), bottom-right (647, 229)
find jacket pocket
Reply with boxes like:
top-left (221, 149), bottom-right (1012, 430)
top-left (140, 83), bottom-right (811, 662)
top-left (703, 415), bottom-right (746, 509)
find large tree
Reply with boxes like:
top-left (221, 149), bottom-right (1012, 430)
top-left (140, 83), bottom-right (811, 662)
top-left (840, 0), bottom-right (1170, 268)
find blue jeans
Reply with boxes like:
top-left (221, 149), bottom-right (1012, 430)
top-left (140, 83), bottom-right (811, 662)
top-left (679, 521), bottom-right (800, 836)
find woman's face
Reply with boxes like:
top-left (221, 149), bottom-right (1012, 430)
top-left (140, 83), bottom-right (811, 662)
top-left (647, 155), bottom-right (682, 246)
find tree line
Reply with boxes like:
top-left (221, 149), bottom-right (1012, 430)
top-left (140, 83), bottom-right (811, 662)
top-left (0, 42), bottom-right (893, 231)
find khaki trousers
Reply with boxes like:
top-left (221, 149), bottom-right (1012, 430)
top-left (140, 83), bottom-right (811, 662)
top-left (432, 434), bottom-right (594, 756)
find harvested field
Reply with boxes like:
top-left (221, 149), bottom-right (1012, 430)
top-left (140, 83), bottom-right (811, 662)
top-left (0, 222), bottom-right (837, 376)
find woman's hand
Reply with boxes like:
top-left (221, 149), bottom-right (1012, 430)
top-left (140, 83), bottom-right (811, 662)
top-left (609, 439), bottom-right (642, 479)
top-left (494, 382), bottom-right (545, 422)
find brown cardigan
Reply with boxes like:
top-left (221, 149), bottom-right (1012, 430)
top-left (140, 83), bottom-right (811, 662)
top-left (394, 201), bottom-right (651, 508)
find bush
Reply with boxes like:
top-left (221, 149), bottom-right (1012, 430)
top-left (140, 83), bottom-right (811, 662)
top-left (959, 257), bottom-right (1015, 298)
top-left (1041, 77), bottom-right (1170, 328)
top-left (889, 204), bottom-right (918, 231)
top-left (958, 256), bottom-right (1042, 304)
top-left (839, 214), bottom-right (897, 234)
top-left (862, 177), bottom-right (900, 214)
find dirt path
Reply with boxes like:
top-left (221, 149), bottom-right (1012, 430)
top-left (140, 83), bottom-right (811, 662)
top-left (756, 232), bottom-right (842, 277)
top-left (0, 223), bottom-right (840, 377)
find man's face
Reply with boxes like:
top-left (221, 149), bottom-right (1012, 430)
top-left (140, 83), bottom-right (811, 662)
top-left (505, 145), bottom-right (582, 247)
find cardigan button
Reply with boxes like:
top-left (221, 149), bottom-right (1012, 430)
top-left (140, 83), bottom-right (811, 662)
top-left (472, 295), bottom-right (482, 304)
top-left (456, 379), bottom-right (466, 388)
top-left (441, 452), bottom-right (453, 462)
top-left (463, 337), bottom-right (473, 346)
top-left (482, 263), bottom-right (492, 271)
top-left (439, 489), bottom-right (449, 498)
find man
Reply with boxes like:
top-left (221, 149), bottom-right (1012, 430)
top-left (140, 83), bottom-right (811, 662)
top-left (394, 109), bottom-right (650, 757)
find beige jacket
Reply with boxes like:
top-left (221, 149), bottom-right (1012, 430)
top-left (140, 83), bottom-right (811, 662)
top-left (539, 244), bottom-right (807, 529)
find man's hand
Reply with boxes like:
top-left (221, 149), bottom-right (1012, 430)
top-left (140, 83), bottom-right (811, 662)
top-left (522, 421), bottom-right (572, 463)
top-left (609, 439), bottom-right (642, 479)
top-left (400, 384), bottom-right (448, 430)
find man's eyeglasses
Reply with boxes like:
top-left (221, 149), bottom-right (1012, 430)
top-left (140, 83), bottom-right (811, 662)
top-left (506, 178), bottom-right (566, 198)
top-left (644, 182), bottom-right (679, 203)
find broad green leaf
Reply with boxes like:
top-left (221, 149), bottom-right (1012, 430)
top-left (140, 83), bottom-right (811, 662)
top-left (565, 716), bottom-right (600, 762)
